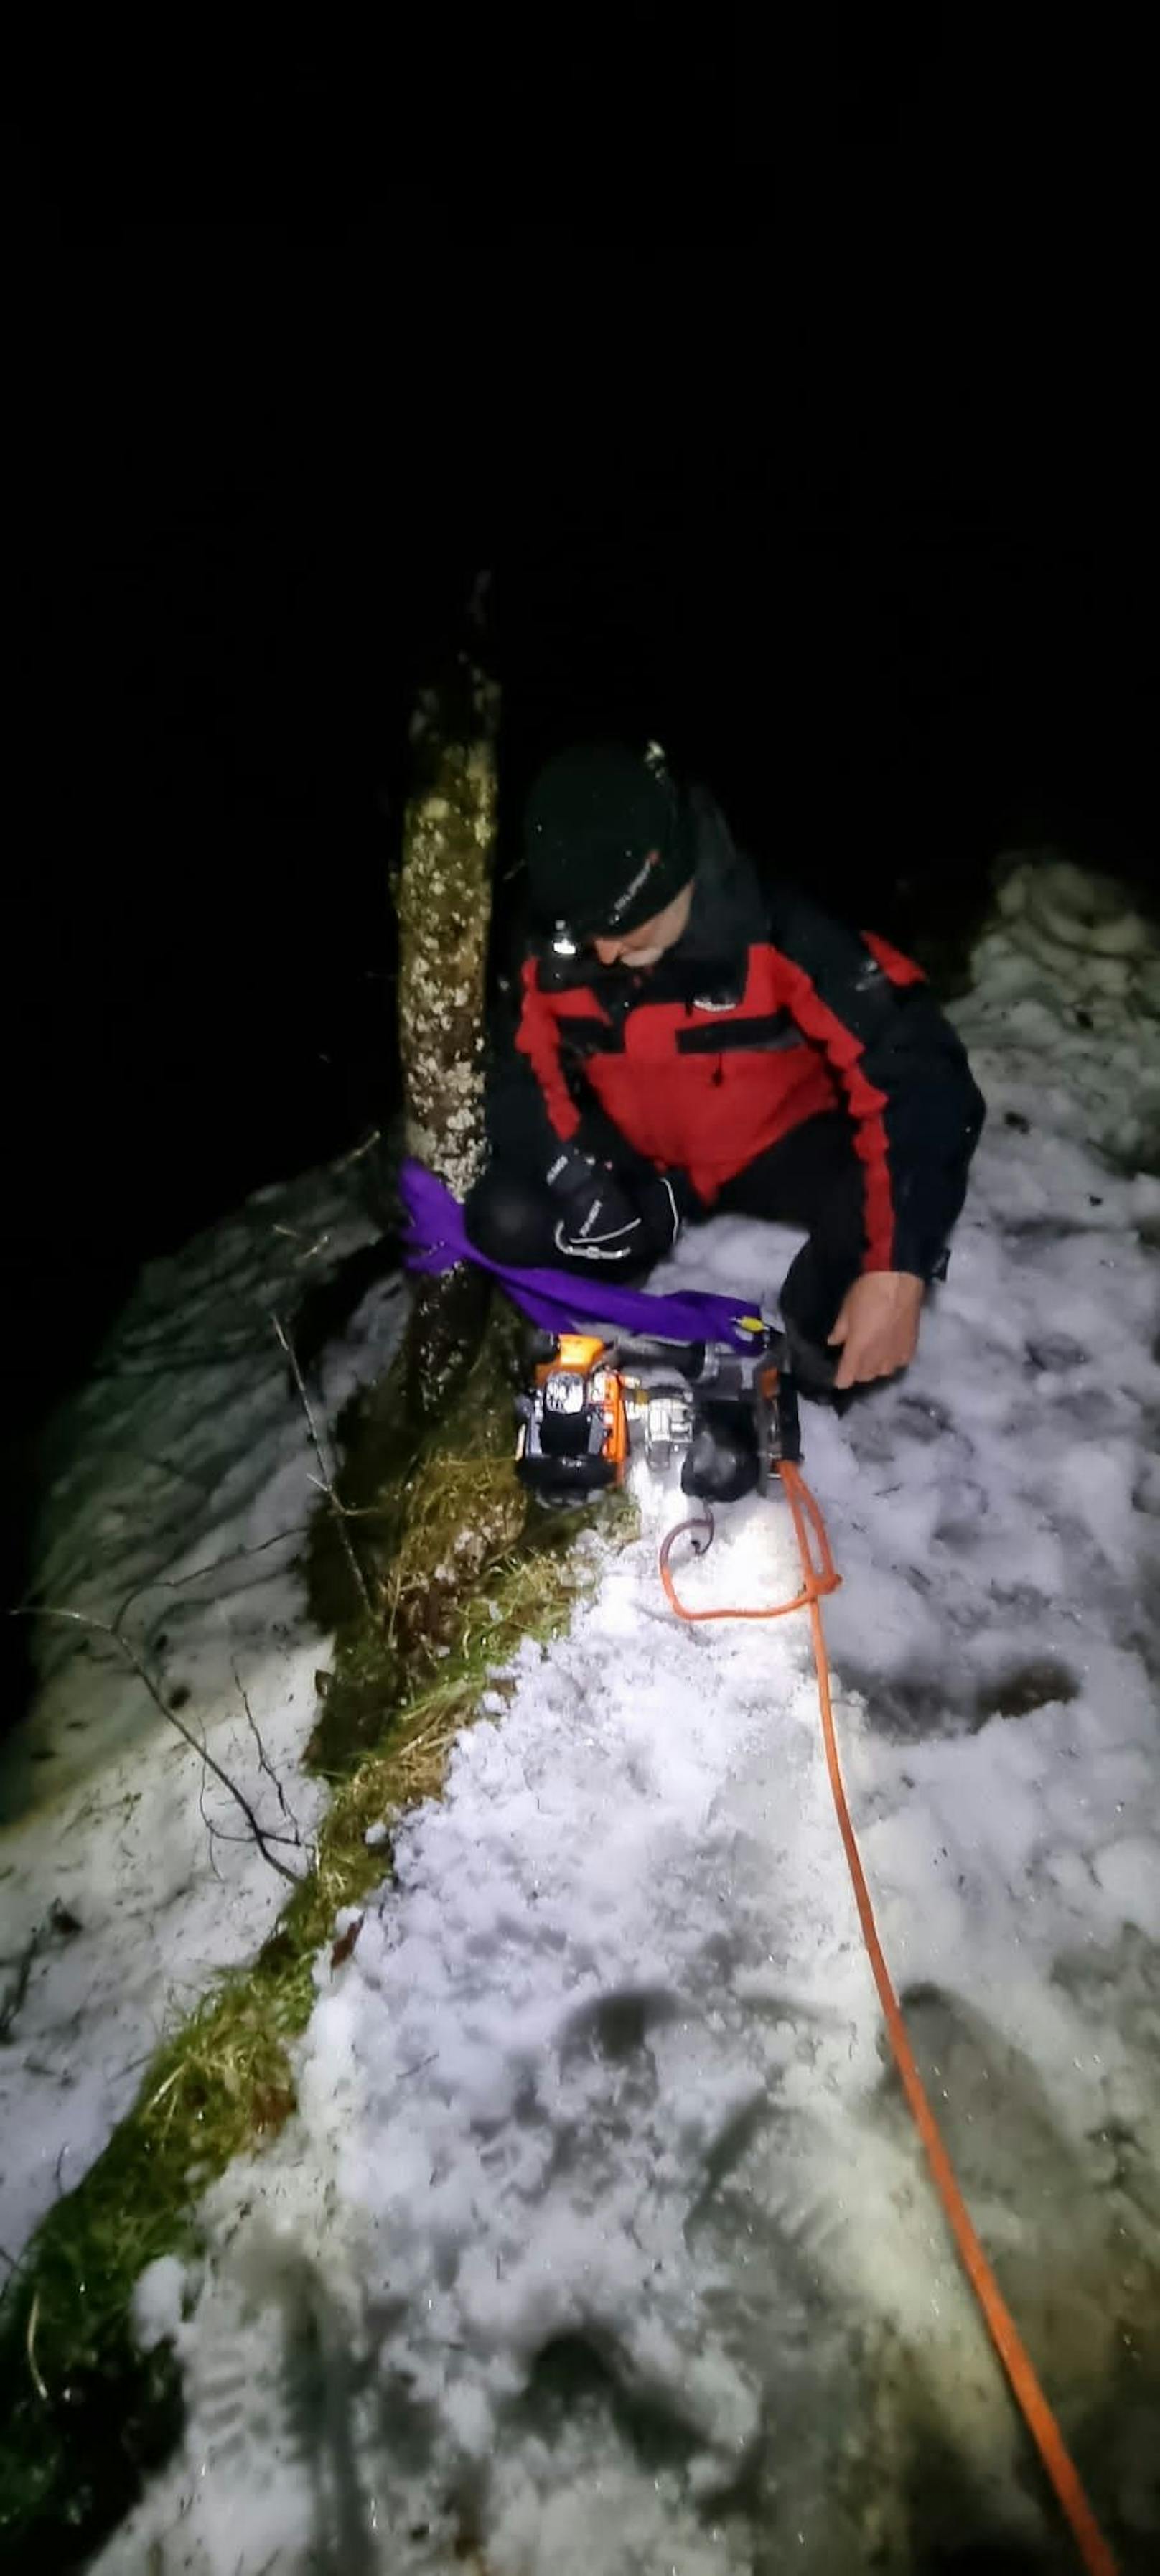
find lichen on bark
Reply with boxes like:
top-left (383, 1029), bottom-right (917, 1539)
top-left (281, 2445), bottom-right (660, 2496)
top-left (397, 657), bottom-right (499, 1203)
top-left (396, 649), bottom-right (500, 1423)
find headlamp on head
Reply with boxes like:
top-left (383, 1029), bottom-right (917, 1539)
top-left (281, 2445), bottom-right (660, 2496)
top-left (524, 740), bottom-right (691, 953)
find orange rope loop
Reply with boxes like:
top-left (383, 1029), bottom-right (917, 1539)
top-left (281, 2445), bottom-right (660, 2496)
top-left (659, 1460), bottom-right (1118, 2576)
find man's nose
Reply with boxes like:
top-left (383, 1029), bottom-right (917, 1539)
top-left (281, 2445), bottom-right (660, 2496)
top-left (592, 935), bottom-right (622, 965)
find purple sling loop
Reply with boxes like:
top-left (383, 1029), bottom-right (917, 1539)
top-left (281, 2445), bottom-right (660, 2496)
top-left (400, 1159), bottom-right (767, 1353)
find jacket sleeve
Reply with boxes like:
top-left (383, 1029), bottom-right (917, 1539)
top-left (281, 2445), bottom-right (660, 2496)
top-left (513, 957), bottom-right (584, 1148)
top-left (770, 890), bottom-right (986, 1277)
top-left (496, 958), bottom-right (659, 1180)
top-left (476, 961), bottom-right (579, 1180)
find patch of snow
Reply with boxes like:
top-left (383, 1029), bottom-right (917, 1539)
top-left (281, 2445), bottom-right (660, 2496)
top-left (132, 2251), bottom-right (189, 2351)
top-left (0, 1161), bottom-right (403, 2258)
top-left (93, 867), bottom-right (1160, 2568)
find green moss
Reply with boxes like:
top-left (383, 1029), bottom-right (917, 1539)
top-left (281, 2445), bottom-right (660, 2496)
top-left (304, 1310), bottom-right (533, 1761)
top-left (305, 1292), bottom-right (520, 1629)
top-left (0, 1309), bottom-right (635, 2569)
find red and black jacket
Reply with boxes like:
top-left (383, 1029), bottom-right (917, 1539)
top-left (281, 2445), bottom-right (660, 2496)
top-left (507, 792), bottom-right (985, 1279)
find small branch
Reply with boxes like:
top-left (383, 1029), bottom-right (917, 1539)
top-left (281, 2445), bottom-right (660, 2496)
top-left (197, 1764), bottom-right (228, 1883)
top-left (273, 1312), bottom-right (373, 1622)
top-left (271, 1225), bottom-right (334, 1266)
top-left (0, 1922), bottom-right (44, 2045)
top-left (333, 1126), bottom-right (382, 1174)
top-left (27, 2290), bottom-right (48, 2402)
top-left (234, 1663), bottom-right (301, 1844)
top-left (111, 1521), bottom-right (313, 1634)
top-left (14, 1607), bottom-right (301, 1887)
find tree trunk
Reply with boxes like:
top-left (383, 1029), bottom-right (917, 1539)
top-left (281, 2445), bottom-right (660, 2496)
top-left (396, 638), bottom-right (500, 1422)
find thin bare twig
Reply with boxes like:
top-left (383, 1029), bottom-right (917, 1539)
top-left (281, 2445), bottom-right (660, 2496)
top-left (27, 2290), bottom-right (47, 2402)
top-left (0, 1922), bottom-right (44, 2045)
top-left (197, 1764), bottom-right (228, 1883)
top-left (111, 1522), bottom-right (312, 1634)
top-left (272, 1312), bottom-right (373, 1621)
top-left (14, 1607), bottom-right (302, 1887)
top-left (233, 1663), bottom-right (301, 1843)
top-left (271, 1225), bottom-right (334, 1263)
top-left (333, 1126), bottom-right (382, 1173)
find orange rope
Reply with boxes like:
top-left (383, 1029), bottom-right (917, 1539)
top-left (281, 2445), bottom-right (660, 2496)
top-left (660, 1460), bottom-right (1118, 2576)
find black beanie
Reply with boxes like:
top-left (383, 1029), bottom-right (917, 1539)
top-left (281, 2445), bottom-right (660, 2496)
top-left (524, 742), bottom-right (695, 938)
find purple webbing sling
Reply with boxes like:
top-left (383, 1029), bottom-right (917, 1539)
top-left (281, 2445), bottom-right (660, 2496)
top-left (399, 1159), bottom-right (766, 1353)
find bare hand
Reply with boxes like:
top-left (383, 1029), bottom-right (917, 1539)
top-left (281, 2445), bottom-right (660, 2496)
top-left (828, 1271), bottom-right (925, 1389)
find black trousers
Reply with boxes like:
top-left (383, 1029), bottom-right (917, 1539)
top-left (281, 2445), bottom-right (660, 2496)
top-left (467, 1114), bottom-right (875, 1394)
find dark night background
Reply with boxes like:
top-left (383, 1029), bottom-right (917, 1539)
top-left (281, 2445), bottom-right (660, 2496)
top-left (4, 37), bottom-right (1156, 1719)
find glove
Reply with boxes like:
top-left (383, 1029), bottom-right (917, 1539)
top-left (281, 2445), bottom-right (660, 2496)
top-left (546, 1142), bottom-right (681, 1266)
top-left (681, 1397), bottom-right (760, 1503)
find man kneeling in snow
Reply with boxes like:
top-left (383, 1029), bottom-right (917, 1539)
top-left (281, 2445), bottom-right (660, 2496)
top-left (467, 744), bottom-right (986, 1400)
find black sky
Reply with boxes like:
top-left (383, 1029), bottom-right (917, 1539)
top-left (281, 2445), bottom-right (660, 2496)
top-left (8, 39), bottom-right (1157, 1427)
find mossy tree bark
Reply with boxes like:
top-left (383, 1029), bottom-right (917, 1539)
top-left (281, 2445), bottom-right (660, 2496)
top-left (396, 640), bottom-right (500, 1424)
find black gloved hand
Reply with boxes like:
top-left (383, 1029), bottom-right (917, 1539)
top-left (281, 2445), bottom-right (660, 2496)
top-left (546, 1142), bottom-right (681, 1266)
top-left (680, 1397), bottom-right (760, 1503)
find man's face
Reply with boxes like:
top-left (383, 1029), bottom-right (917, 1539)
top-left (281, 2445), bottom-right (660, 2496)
top-left (591, 877), bottom-right (694, 970)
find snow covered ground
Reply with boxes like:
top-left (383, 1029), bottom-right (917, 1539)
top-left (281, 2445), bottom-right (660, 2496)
top-left (6, 858), bottom-right (1160, 2571)
top-left (0, 1160), bottom-right (400, 2257)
